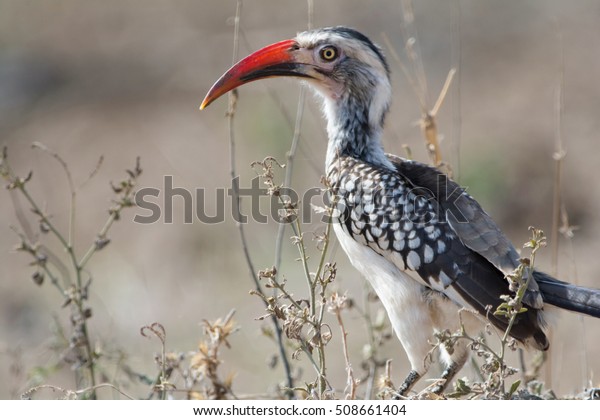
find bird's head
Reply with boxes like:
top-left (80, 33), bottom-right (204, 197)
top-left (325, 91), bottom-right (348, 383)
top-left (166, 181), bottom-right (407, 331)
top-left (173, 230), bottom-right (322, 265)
top-left (201, 27), bottom-right (391, 133)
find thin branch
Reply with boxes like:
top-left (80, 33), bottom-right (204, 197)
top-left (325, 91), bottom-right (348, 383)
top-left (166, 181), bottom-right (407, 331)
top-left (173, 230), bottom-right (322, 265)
top-left (271, 0), bottom-right (314, 395)
top-left (16, 184), bottom-right (74, 261)
top-left (140, 322), bottom-right (168, 400)
top-left (400, 0), bottom-right (430, 106)
top-left (547, 21), bottom-right (568, 391)
top-left (78, 155), bottom-right (105, 190)
top-left (77, 383), bottom-right (135, 400)
top-left (421, 68), bottom-right (455, 167)
top-left (381, 25), bottom-right (455, 168)
top-left (274, 88), bottom-right (306, 278)
top-left (559, 206), bottom-right (590, 389)
top-left (332, 298), bottom-right (358, 399)
top-left (292, 219), bottom-right (316, 315)
top-left (21, 383), bottom-right (135, 400)
top-left (225, 0), bottom-right (294, 397)
top-left (431, 69), bottom-right (456, 117)
top-left (274, 0), bottom-right (313, 282)
top-left (227, 0), bottom-right (262, 300)
top-left (78, 211), bottom-right (118, 269)
top-left (550, 26), bottom-right (565, 277)
top-left (360, 288), bottom-right (378, 400)
top-left (31, 142), bottom-right (77, 248)
top-left (451, 0), bottom-right (462, 179)
top-left (381, 32), bottom-right (426, 112)
top-left (8, 190), bottom-right (36, 241)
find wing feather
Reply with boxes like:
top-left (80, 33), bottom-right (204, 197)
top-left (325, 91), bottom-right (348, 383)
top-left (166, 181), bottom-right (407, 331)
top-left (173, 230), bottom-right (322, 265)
top-left (386, 155), bottom-right (543, 309)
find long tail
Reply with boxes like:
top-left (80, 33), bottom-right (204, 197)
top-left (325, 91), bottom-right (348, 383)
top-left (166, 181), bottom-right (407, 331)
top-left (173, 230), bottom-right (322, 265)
top-left (534, 271), bottom-right (600, 318)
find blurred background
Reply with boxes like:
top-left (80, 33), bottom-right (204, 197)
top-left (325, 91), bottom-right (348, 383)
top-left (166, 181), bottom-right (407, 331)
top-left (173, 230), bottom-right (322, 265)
top-left (1, 0), bottom-right (599, 399)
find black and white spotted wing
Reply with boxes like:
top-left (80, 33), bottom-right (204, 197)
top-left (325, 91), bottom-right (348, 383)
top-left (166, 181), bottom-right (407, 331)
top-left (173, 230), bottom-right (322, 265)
top-left (327, 155), bottom-right (548, 349)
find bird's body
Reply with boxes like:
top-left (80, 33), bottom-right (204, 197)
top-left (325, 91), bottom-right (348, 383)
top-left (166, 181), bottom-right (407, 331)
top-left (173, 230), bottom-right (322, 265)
top-left (201, 26), bottom-right (600, 396)
top-left (326, 153), bottom-right (548, 393)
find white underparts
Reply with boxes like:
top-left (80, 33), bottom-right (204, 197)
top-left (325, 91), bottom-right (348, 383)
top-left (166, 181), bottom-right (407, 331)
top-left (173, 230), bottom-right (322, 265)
top-left (333, 224), bottom-right (482, 375)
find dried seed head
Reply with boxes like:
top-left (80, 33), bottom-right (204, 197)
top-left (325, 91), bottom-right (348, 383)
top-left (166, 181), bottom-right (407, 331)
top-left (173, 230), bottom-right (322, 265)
top-left (258, 266), bottom-right (277, 279)
top-left (32, 271), bottom-right (44, 286)
top-left (83, 308), bottom-right (93, 319)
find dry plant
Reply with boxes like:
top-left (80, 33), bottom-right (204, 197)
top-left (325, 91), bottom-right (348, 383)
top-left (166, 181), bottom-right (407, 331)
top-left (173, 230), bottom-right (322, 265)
top-left (429, 227), bottom-right (551, 400)
top-left (238, 155), bottom-right (400, 400)
top-left (250, 157), bottom-right (337, 399)
top-left (2, 146), bottom-right (240, 401)
top-left (139, 311), bottom-right (239, 400)
top-left (1, 145), bottom-right (141, 399)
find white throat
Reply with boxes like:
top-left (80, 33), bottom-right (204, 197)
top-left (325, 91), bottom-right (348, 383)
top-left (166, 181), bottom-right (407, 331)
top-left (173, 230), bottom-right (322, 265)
top-left (318, 90), bottom-right (394, 171)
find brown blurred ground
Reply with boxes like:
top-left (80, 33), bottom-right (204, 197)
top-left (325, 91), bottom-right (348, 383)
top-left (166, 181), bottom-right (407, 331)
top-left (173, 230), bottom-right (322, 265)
top-left (1, 0), bottom-right (599, 399)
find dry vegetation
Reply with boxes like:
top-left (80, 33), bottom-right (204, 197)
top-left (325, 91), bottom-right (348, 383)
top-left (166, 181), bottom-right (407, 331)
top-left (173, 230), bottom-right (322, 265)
top-left (1, 142), bottom-right (596, 400)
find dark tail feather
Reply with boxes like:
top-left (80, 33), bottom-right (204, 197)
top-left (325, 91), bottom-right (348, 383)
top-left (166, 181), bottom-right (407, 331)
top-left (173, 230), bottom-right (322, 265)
top-left (534, 271), bottom-right (600, 318)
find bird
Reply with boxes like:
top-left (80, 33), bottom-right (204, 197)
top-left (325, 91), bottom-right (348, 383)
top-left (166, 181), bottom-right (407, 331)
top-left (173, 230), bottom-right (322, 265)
top-left (200, 26), bottom-right (600, 396)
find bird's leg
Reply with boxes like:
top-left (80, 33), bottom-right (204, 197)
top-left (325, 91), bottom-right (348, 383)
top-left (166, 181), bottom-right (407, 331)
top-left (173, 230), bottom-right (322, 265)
top-left (430, 340), bottom-right (469, 395)
top-left (427, 295), bottom-right (473, 396)
top-left (429, 361), bottom-right (460, 395)
top-left (393, 370), bottom-right (421, 398)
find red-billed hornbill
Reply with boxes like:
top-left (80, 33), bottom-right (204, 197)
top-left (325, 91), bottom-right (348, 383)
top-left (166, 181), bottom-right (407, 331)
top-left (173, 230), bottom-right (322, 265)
top-left (201, 26), bottom-right (600, 395)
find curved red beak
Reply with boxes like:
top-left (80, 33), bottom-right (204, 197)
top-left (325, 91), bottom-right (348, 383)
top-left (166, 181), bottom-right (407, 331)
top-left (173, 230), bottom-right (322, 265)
top-left (200, 39), bottom-right (310, 110)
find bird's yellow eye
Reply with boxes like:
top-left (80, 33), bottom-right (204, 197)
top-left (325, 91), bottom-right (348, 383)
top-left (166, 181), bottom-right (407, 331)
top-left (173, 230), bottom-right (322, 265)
top-left (319, 46), bottom-right (338, 62)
